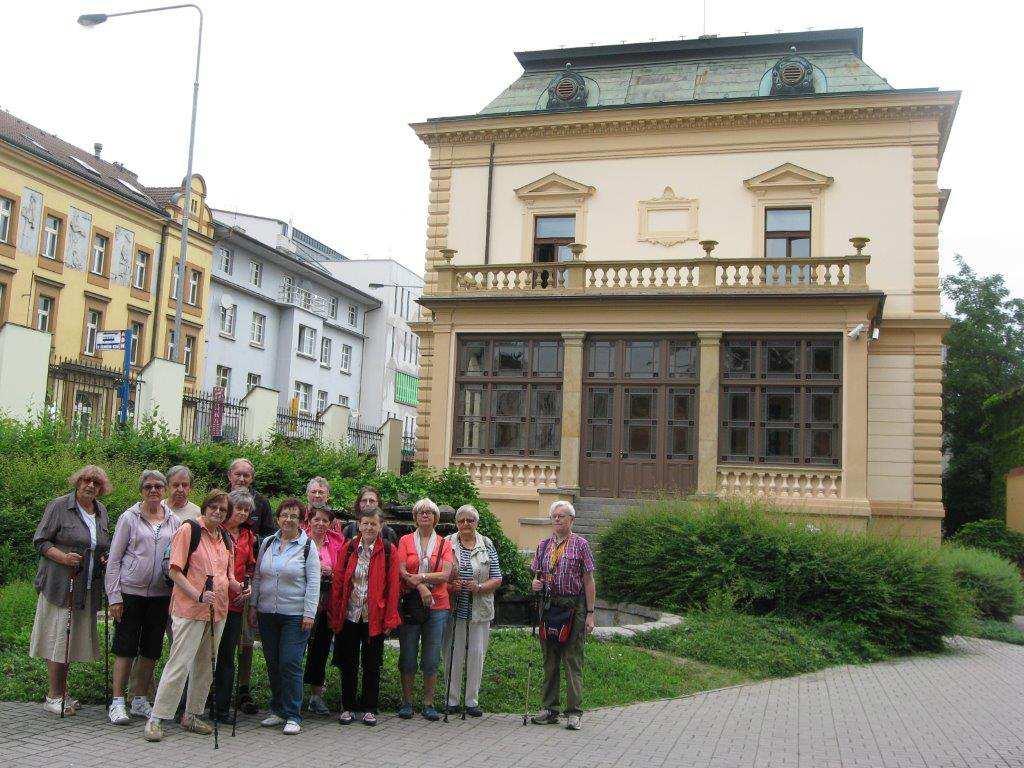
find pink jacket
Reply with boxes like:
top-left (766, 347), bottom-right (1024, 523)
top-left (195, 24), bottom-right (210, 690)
top-left (105, 502), bottom-right (182, 603)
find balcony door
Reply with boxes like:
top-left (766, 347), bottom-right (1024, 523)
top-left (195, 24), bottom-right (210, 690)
top-left (580, 336), bottom-right (698, 498)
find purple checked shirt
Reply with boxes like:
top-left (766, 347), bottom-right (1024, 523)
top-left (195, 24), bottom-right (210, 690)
top-left (530, 533), bottom-right (595, 597)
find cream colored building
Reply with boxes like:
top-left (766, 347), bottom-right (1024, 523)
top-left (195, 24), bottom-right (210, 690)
top-left (410, 29), bottom-right (957, 545)
top-left (0, 109), bottom-right (215, 417)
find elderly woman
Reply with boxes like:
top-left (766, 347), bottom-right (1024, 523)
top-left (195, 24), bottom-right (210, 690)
top-left (211, 489), bottom-right (258, 723)
top-left (165, 465), bottom-right (200, 521)
top-left (251, 499), bottom-right (321, 735)
top-left (338, 485), bottom-right (398, 544)
top-left (442, 504), bottom-right (502, 717)
top-left (529, 500), bottom-right (596, 732)
top-left (29, 465), bottom-right (112, 716)
top-left (396, 498), bottom-right (454, 721)
top-left (302, 503), bottom-right (345, 716)
top-left (145, 490), bottom-right (246, 742)
top-left (328, 505), bottom-right (400, 726)
top-left (104, 469), bottom-right (182, 725)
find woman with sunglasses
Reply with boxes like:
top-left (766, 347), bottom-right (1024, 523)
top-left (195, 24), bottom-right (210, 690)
top-left (104, 469), bottom-right (182, 725)
top-left (29, 465), bottom-right (112, 716)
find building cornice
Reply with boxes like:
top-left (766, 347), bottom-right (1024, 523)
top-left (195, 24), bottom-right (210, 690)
top-left (412, 90), bottom-right (959, 158)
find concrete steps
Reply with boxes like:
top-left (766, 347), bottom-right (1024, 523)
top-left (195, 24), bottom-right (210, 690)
top-left (573, 497), bottom-right (647, 540)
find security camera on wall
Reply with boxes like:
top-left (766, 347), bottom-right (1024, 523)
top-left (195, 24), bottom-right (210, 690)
top-left (847, 323), bottom-right (866, 340)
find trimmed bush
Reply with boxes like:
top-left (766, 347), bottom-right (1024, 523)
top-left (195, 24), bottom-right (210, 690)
top-left (950, 519), bottom-right (1024, 572)
top-left (597, 500), bottom-right (971, 654)
top-left (0, 417), bottom-right (528, 591)
top-left (938, 544), bottom-right (1024, 621)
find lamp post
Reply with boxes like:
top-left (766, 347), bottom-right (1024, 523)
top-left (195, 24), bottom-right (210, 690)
top-left (79, 4), bottom-right (203, 364)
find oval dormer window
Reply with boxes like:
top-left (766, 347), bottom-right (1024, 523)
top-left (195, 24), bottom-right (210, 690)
top-left (554, 77), bottom-right (579, 101)
top-left (545, 68), bottom-right (588, 111)
top-left (780, 60), bottom-right (806, 86)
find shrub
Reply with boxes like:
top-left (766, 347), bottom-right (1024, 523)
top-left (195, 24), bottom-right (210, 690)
top-left (950, 519), bottom-right (1024, 571)
top-left (597, 500), bottom-right (971, 654)
top-left (0, 417), bottom-right (527, 592)
top-left (938, 544), bottom-right (1024, 621)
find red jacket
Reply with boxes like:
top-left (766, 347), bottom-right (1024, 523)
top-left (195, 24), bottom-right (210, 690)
top-left (328, 537), bottom-right (401, 637)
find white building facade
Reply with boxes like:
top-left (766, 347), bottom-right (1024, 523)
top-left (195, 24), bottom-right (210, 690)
top-left (205, 212), bottom-right (380, 417)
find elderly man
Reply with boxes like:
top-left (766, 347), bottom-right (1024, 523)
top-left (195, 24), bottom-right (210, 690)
top-left (529, 500), bottom-right (596, 732)
top-left (228, 457), bottom-right (275, 715)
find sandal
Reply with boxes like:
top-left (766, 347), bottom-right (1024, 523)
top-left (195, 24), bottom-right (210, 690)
top-left (362, 712), bottom-right (377, 726)
top-left (338, 710), bottom-right (354, 725)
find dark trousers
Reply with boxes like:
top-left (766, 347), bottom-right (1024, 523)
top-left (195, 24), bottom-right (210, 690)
top-left (213, 611), bottom-right (243, 716)
top-left (541, 596), bottom-right (587, 716)
top-left (332, 620), bottom-right (384, 713)
top-left (303, 608), bottom-right (333, 688)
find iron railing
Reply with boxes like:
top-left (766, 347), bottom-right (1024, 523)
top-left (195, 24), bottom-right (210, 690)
top-left (402, 433), bottom-right (416, 455)
top-left (46, 357), bottom-right (140, 436)
top-left (181, 390), bottom-right (247, 444)
top-left (277, 409), bottom-right (324, 440)
top-left (349, 425), bottom-right (381, 455)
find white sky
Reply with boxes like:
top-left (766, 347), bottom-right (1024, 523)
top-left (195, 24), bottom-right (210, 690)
top-left (4, 0), bottom-right (1021, 302)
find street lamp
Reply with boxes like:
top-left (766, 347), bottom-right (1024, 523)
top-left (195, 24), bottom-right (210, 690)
top-left (368, 282), bottom-right (423, 289)
top-left (78, 4), bottom-right (203, 364)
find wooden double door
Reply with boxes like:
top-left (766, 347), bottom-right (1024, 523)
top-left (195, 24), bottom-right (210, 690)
top-left (579, 336), bottom-right (699, 498)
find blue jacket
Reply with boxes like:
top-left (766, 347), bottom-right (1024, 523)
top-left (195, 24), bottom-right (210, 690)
top-left (252, 530), bottom-right (321, 619)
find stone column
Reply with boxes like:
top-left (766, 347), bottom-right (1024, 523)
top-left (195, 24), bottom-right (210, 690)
top-left (558, 332), bottom-right (586, 493)
top-left (321, 403), bottom-right (351, 446)
top-left (427, 321), bottom-right (454, 469)
top-left (696, 332), bottom-right (722, 495)
top-left (377, 417), bottom-right (404, 474)
top-left (138, 357), bottom-right (186, 434)
top-left (842, 326), bottom-right (869, 500)
top-left (0, 324), bottom-right (50, 419)
top-left (241, 386), bottom-right (280, 444)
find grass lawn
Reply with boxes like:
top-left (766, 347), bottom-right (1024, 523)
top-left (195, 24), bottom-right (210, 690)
top-left (5, 579), bottom-right (1017, 712)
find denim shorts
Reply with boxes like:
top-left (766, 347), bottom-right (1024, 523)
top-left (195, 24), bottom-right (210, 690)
top-left (398, 608), bottom-right (449, 675)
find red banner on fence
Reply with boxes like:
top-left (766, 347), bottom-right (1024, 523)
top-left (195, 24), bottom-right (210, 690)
top-left (211, 386), bottom-right (226, 438)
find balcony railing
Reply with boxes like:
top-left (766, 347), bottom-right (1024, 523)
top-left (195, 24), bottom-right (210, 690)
top-left (430, 254), bottom-right (871, 297)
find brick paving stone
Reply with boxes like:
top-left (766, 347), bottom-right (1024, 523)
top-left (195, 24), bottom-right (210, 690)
top-left (2, 637), bottom-right (1024, 767)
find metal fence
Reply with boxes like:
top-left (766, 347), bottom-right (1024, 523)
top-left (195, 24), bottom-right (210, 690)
top-left (349, 425), bottom-right (382, 455)
top-left (402, 433), bottom-right (416, 456)
top-left (181, 389), bottom-right (247, 444)
top-left (46, 357), bottom-right (140, 436)
top-left (277, 410), bottom-right (324, 441)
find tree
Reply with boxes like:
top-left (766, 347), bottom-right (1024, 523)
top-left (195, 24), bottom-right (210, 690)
top-left (942, 255), bottom-right (1024, 534)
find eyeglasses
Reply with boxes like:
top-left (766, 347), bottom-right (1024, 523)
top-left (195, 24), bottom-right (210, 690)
top-left (550, 514), bottom-right (570, 521)
top-left (80, 477), bottom-right (103, 486)
top-left (456, 518), bottom-right (477, 525)
top-left (142, 484), bottom-right (165, 492)
top-left (279, 513), bottom-right (300, 521)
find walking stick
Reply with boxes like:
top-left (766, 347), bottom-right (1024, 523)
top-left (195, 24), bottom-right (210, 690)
top-left (442, 605), bottom-right (458, 723)
top-left (523, 587), bottom-right (539, 725)
top-left (103, 590), bottom-right (110, 709)
top-left (205, 575), bottom-right (219, 750)
top-left (61, 567), bottom-right (77, 719)
top-left (231, 577), bottom-right (250, 741)
top-left (461, 588), bottom-right (473, 721)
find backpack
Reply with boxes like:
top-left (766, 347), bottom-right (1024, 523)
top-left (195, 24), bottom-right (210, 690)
top-left (254, 534), bottom-right (313, 583)
top-left (162, 519), bottom-right (234, 587)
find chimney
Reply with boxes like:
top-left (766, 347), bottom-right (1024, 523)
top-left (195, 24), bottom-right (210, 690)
top-left (93, 142), bottom-right (103, 159)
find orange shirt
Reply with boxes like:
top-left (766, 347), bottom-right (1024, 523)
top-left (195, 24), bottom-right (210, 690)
top-left (397, 532), bottom-right (454, 611)
top-left (168, 521), bottom-right (234, 622)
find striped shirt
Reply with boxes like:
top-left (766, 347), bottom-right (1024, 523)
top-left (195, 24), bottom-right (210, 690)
top-left (452, 538), bottom-right (501, 621)
top-left (530, 533), bottom-right (595, 597)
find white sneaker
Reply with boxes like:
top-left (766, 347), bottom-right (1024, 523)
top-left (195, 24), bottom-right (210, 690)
top-left (261, 714), bottom-right (285, 727)
top-left (43, 696), bottom-right (75, 716)
top-left (129, 696), bottom-right (153, 718)
top-left (108, 699), bottom-right (131, 725)
top-left (283, 720), bottom-right (301, 735)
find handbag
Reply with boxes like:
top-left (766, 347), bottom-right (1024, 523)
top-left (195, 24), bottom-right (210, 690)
top-left (400, 536), bottom-right (444, 626)
top-left (540, 596), bottom-right (578, 645)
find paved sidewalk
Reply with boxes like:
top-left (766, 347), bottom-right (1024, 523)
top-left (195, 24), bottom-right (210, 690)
top-left (3, 636), bottom-right (1024, 768)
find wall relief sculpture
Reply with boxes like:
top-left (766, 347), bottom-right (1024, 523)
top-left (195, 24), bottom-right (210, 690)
top-left (65, 207), bottom-right (92, 271)
top-left (17, 187), bottom-right (43, 254)
top-left (112, 227), bottom-right (135, 286)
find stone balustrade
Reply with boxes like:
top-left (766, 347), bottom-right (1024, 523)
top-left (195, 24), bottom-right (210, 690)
top-left (717, 465), bottom-right (842, 500)
top-left (431, 254), bottom-right (870, 297)
top-left (450, 457), bottom-right (560, 488)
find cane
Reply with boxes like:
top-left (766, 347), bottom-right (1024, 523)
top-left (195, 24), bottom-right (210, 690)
top-left (103, 590), bottom-right (110, 709)
top-left (61, 567), bottom-right (77, 719)
top-left (442, 607), bottom-right (458, 723)
top-left (205, 575), bottom-right (219, 750)
top-left (231, 575), bottom-right (250, 737)
top-left (461, 587), bottom-right (472, 721)
top-left (523, 587), bottom-right (539, 725)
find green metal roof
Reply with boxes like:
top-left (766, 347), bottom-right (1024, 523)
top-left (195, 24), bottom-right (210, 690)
top-left (479, 29), bottom-right (892, 116)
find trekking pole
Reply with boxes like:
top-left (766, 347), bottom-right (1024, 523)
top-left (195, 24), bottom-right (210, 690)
top-left (103, 590), bottom-right (110, 709)
top-left (61, 567), bottom-right (77, 719)
top-left (461, 587), bottom-right (472, 721)
top-left (231, 575), bottom-right (250, 737)
top-left (443, 608), bottom-right (458, 723)
top-left (205, 575), bottom-right (219, 750)
top-left (523, 586), bottom-right (538, 726)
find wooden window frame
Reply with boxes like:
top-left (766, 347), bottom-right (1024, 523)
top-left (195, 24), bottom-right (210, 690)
top-left (87, 227), bottom-right (113, 289)
top-left (38, 208), bottom-right (67, 273)
top-left (0, 267), bottom-right (12, 325)
top-left (81, 304), bottom-right (105, 358)
top-left (127, 313), bottom-right (147, 369)
top-left (764, 207), bottom-right (811, 259)
top-left (131, 247), bottom-right (153, 300)
top-left (33, 281), bottom-right (62, 333)
top-left (532, 215), bottom-right (576, 264)
top-left (0, 188), bottom-right (20, 259)
top-left (719, 334), bottom-right (842, 467)
top-left (167, 261), bottom-right (205, 317)
top-left (453, 335), bottom-right (564, 459)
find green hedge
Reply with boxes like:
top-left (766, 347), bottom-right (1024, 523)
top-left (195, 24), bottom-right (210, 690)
top-left (950, 519), bottom-right (1024, 571)
top-left (936, 544), bottom-right (1024, 621)
top-left (596, 500), bottom-right (971, 654)
top-left (0, 417), bottom-right (527, 591)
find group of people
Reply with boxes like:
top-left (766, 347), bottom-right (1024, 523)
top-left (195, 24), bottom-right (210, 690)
top-left (29, 458), bottom-right (598, 741)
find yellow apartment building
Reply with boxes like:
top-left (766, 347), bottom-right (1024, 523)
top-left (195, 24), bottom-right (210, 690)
top-left (410, 29), bottom-right (957, 545)
top-left (0, 110), bottom-right (214, 403)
